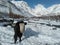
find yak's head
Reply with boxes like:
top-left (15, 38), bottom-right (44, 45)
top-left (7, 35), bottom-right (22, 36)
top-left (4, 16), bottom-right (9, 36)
top-left (17, 20), bottom-right (27, 33)
top-left (13, 20), bottom-right (27, 33)
top-left (16, 20), bottom-right (27, 25)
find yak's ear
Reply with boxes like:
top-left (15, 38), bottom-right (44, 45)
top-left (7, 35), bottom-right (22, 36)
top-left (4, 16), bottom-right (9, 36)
top-left (24, 22), bottom-right (27, 25)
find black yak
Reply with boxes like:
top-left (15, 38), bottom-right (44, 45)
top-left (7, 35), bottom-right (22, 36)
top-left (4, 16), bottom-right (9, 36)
top-left (14, 21), bottom-right (27, 43)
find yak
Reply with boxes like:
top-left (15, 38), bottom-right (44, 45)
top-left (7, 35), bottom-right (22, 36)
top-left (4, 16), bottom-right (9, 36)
top-left (14, 21), bottom-right (27, 43)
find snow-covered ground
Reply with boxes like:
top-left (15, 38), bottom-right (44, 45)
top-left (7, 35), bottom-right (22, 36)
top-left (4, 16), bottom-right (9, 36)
top-left (0, 19), bottom-right (60, 45)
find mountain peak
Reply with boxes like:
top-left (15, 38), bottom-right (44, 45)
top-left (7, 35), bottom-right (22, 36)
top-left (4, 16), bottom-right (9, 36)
top-left (12, 1), bottom-right (60, 16)
top-left (48, 4), bottom-right (60, 15)
top-left (32, 4), bottom-right (48, 16)
top-left (11, 1), bottom-right (28, 7)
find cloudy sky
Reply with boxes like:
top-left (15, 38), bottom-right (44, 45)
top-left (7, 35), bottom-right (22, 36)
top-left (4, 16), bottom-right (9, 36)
top-left (14, 0), bottom-right (60, 8)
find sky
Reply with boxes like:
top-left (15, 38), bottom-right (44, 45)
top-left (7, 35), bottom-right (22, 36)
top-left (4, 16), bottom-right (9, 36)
top-left (15, 0), bottom-right (60, 8)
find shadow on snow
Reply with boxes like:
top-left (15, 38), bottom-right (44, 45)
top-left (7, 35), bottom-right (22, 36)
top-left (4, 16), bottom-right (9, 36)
top-left (23, 28), bottom-right (39, 40)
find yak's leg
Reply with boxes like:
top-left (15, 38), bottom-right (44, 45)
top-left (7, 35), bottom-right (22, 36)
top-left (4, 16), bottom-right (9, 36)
top-left (18, 33), bottom-right (23, 42)
top-left (14, 34), bottom-right (17, 43)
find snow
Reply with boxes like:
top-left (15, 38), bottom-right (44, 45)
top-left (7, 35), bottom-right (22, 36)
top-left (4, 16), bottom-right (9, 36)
top-left (0, 0), bottom-right (34, 18)
top-left (1, 0), bottom-right (60, 17)
top-left (0, 1), bottom-right (60, 45)
top-left (11, 1), bottom-right (34, 17)
top-left (32, 4), bottom-right (48, 16)
top-left (47, 4), bottom-right (60, 14)
top-left (0, 19), bottom-right (60, 45)
top-left (0, 6), bottom-right (9, 14)
top-left (11, 1), bottom-right (60, 16)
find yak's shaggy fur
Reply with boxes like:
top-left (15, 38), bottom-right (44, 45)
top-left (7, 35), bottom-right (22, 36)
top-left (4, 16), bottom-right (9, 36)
top-left (14, 21), bottom-right (27, 43)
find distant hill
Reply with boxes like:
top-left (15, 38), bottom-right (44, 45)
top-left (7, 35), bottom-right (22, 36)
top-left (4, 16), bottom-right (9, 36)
top-left (0, 0), bottom-right (34, 19)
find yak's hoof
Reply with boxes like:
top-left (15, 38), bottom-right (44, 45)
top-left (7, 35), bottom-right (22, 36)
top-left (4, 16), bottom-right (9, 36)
top-left (19, 39), bottom-right (22, 42)
top-left (14, 41), bottom-right (17, 44)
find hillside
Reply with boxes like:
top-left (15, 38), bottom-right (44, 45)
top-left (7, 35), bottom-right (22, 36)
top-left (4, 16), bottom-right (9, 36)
top-left (0, 0), bottom-right (34, 18)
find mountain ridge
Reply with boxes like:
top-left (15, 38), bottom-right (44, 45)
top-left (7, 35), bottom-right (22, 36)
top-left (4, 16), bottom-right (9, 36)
top-left (11, 1), bottom-right (60, 17)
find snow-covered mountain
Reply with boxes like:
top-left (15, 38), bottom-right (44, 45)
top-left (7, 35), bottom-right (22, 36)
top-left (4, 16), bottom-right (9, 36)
top-left (32, 4), bottom-right (49, 16)
top-left (47, 4), bottom-right (60, 15)
top-left (33, 4), bottom-right (60, 16)
top-left (0, 0), bottom-right (34, 18)
top-left (11, 1), bottom-right (49, 16)
top-left (0, 0), bottom-right (60, 17)
top-left (11, 1), bottom-right (35, 17)
top-left (11, 1), bottom-right (60, 17)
